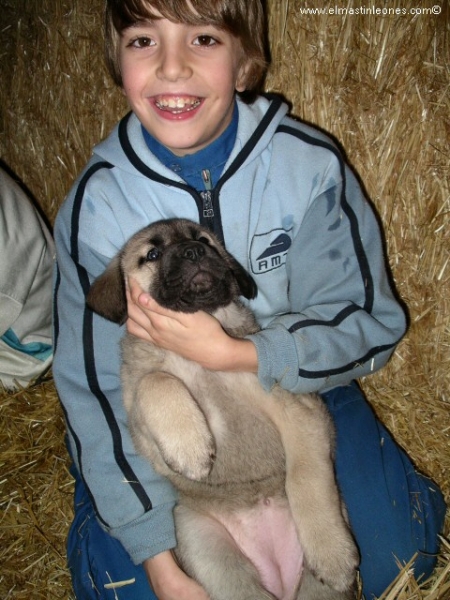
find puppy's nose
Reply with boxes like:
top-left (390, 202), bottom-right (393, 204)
top-left (182, 242), bottom-right (205, 262)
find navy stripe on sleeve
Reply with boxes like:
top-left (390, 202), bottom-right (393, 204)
top-left (275, 125), bottom-right (398, 378)
top-left (68, 161), bottom-right (153, 513)
top-left (54, 263), bottom-right (111, 527)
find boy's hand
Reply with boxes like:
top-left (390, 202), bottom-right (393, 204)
top-left (143, 551), bottom-right (210, 600)
top-left (126, 278), bottom-right (258, 373)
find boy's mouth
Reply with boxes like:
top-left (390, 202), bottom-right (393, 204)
top-left (155, 96), bottom-right (202, 114)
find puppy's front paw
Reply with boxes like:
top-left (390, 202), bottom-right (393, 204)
top-left (160, 422), bottom-right (216, 481)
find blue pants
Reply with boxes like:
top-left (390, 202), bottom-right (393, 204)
top-left (67, 382), bottom-right (446, 599)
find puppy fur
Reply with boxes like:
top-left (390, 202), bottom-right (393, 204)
top-left (87, 218), bottom-right (359, 600)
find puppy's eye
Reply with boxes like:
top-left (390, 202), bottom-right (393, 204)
top-left (146, 247), bottom-right (161, 261)
top-left (198, 236), bottom-right (210, 245)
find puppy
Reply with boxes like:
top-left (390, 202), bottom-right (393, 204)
top-left (87, 218), bottom-right (359, 600)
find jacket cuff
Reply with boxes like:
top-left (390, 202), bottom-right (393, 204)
top-left (109, 502), bottom-right (177, 565)
top-left (247, 325), bottom-right (300, 392)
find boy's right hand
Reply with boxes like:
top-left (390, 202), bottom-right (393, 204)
top-left (143, 551), bottom-right (210, 600)
top-left (126, 277), bottom-right (258, 373)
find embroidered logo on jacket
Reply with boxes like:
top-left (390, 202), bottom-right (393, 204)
top-left (250, 228), bottom-right (292, 274)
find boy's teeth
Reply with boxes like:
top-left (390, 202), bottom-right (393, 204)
top-left (156, 97), bottom-right (200, 110)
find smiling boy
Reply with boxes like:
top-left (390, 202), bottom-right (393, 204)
top-left (53, 1), bottom-right (446, 599)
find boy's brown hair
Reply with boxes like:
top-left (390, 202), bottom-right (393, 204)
top-left (104, 0), bottom-right (268, 97)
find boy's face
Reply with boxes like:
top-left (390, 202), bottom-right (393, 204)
top-left (119, 14), bottom-right (248, 156)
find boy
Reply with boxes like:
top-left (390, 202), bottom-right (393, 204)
top-left (53, 1), bottom-right (446, 598)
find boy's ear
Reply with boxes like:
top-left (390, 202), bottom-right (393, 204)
top-left (86, 255), bottom-right (128, 325)
top-left (236, 59), bottom-right (251, 92)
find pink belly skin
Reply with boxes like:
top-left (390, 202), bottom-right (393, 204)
top-left (214, 497), bottom-right (303, 600)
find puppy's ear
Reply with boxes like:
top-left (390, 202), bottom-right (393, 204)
top-left (230, 259), bottom-right (258, 300)
top-left (86, 255), bottom-right (127, 324)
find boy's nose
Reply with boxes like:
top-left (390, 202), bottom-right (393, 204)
top-left (156, 47), bottom-right (193, 82)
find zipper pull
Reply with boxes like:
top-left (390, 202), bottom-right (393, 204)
top-left (200, 169), bottom-right (214, 218)
top-left (202, 169), bottom-right (212, 191)
top-left (200, 190), bottom-right (214, 218)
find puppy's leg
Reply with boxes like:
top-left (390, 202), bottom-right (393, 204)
top-left (266, 392), bottom-right (359, 593)
top-left (174, 505), bottom-right (277, 600)
top-left (130, 372), bottom-right (215, 480)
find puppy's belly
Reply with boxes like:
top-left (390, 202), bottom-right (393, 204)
top-left (215, 497), bottom-right (303, 600)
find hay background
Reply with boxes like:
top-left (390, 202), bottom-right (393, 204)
top-left (0, 0), bottom-right (449, 598)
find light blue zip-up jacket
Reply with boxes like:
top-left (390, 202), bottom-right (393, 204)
top-left (53, 95), bottom-right (407, 563)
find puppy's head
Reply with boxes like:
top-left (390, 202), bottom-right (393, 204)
top-left (87, 219), bottom-right (257, 324)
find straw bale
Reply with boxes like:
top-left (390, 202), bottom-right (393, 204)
top-left (0, 377), bottom-right (74, 599)
top-left (0, 0), bottom-right (449, 598)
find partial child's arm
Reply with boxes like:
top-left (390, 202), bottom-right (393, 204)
top-left (144, 551), bottom-right (210, 600)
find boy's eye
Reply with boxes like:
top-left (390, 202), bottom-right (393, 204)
top-left (193, 35), bottom-right (217, 47)
top-left (128, 36), bottom-right (155, 49)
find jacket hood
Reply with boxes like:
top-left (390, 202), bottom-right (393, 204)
top-left (92, 95), bottom-right (290, 183)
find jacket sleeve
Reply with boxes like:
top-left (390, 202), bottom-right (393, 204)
top-left (249, 156), bottom-right (407, 394)
top-left (52, 179), bottom-right (178, 565)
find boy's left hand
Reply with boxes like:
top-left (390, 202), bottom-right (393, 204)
top-left (126, 278), bottom-right (258, 373)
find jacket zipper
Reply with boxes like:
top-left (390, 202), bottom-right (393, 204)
top-left (200, 169), bottom-right (214, 218)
